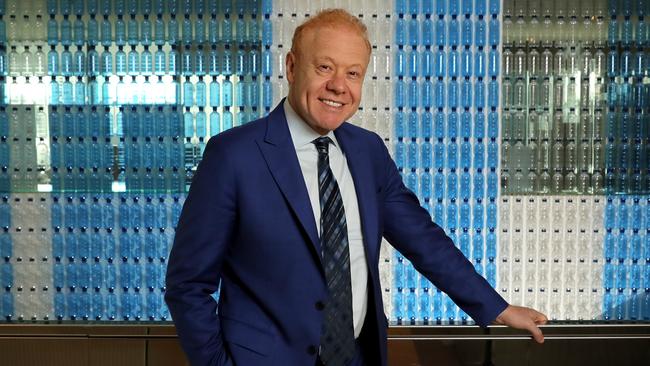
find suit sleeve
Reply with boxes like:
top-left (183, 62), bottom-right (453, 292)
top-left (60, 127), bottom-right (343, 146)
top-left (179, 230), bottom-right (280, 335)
top-left (376, 136), bottom-right (508, 326)
top-left (165, 135), bottom-right (235, 366)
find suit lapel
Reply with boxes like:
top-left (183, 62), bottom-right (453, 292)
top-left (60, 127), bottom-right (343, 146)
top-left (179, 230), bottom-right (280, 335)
top-left (256, 104), bottom-right (382, 273)
top-left (256, 101), bottom-right (323, 266)
top-left (334, 124), bottom-right (380, 268)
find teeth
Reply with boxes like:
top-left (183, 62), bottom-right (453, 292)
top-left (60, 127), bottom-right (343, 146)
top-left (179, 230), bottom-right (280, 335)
top-left (321, 99), bottom-right (343, 107)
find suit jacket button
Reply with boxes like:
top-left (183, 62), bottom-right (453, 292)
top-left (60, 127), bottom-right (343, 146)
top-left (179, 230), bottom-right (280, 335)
top-left (307, 345), bottom-right (317, 355)
top-left (315, 301), bottom-right (325, 311)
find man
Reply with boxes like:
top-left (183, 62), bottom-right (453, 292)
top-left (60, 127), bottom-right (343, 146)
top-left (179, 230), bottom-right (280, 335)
top-left (165, 9), bottom-right (547, 366)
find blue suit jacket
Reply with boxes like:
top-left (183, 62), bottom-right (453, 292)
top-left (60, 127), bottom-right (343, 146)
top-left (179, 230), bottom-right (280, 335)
top-left (165, 101), bottom-right (508, 366)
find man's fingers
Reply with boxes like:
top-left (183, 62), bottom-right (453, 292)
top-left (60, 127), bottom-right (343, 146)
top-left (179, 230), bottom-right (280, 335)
top-left (535, 312), bottom-right (548, 325)
top-left (529, 323), bottom-right (544, 344)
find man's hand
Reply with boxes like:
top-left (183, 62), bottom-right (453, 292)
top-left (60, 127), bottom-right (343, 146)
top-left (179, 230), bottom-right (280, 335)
top-left (493, 305), bottom-right (548, 343)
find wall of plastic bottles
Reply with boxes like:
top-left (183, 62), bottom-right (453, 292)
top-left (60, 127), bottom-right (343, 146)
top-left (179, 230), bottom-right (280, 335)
top-left (0, 0), bottom-right (649, 325)
top-left (494, 0), bottom-right (650, 324)
top-left (0, 0), bottom-right (268, 321)
top-left (390, 0), bottom-right (502, 323)
top-left (601, 0), bottom-right (650, 321)
top-left (386, 0), bottom-right (649, 325)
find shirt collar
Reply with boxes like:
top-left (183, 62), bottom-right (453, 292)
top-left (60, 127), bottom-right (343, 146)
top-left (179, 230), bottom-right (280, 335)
top-left (284, 99), bottom-right (339, 151)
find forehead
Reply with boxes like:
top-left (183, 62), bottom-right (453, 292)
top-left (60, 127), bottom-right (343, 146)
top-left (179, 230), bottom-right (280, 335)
top-left (300, 26), bottom-right (370, 65)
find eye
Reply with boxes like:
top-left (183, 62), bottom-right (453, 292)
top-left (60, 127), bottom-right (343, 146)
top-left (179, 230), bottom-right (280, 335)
top-left (318, 64), bottom-right (332, 72)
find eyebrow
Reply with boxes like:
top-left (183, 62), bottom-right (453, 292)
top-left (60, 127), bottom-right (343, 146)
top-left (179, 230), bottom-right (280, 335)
top-left (314, 56), bottom-right (363, 69)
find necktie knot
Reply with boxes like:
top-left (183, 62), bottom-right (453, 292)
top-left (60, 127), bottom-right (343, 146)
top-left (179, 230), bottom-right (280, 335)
top-left (313, 136), bottom-right (332, 155)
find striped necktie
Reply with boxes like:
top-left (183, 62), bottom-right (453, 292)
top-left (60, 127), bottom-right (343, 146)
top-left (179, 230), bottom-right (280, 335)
top-left (313, 136), bottom-right (356, 366)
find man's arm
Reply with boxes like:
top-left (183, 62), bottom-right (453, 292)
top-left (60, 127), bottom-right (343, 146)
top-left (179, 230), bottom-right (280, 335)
top-left (165, 136), bottom-right (237, 366)
top-left (375, 135), bottom-right (546, 337)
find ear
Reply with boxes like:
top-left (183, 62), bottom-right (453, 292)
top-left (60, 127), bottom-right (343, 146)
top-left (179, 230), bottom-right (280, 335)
top-left (286, 51), bottom-right (296, 84)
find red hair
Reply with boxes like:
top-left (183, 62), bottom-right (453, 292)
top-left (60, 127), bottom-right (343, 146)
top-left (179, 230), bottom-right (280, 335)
top-left (290, 8), bottom-right (371, 58)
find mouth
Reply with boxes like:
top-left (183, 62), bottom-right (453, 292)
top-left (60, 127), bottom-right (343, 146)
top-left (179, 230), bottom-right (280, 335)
top-left (319, 98), bottom-right (345, 108)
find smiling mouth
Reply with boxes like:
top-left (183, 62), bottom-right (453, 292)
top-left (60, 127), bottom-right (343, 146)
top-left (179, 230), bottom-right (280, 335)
top-left (319, 98), bottom-right (344, 108)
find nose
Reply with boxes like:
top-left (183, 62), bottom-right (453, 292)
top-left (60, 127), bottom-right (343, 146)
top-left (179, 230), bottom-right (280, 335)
top-left (326, 72), bottom-right (346, 95)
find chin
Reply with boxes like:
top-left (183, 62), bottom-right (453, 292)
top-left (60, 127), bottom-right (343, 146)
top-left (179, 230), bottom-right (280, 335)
top-left (321, 119), bottom-right (347, 131)
top-left (308, 115), bottom-right (341, 130)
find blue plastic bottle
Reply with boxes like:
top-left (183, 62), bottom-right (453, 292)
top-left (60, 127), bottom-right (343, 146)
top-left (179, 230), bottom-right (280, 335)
top-left (448, 18), bottom-right (460, 47)
top-left (487, 79), bottom-right (499, 108)
top-left (236, 15), bottom-right (247, 44)
top-left (180, 14), bottom-right (192, 45)
top-left (209, 77), bottom-right (221, 107)
top-left (47, 47), bottom-right (60, 76)
top-left (183, 108), bottom-right (193, 138)
top-left (74, 80), bottom-right (85, 105)
top-left (47, 0), bottom-right (58, 14)
top-left (62, 77), bottom-right (74, 104)
top-left (100, 16), bottom-right (112, 46)
top-left (207, 109), bottom-right (220, 137)
top-left (59, 16), bottom-right (72, 46)
top-left (221, 76), bottom-right (233, 107)
top-left (113, 15), bottom-right (126, 45)
top-left (163, 15), bottom-right (177, 43)
top-left (220, 108), bottom-right (232, 131)
top-left (181, 46), bottom-right (192, 76)
top-left (152, 15), bottom-right (165, 45)
top-left (195, 46), bottom-right (206, 76)
top-left (141, 47), bottom-right (153, 76)
top-left (61, 47), bottom-right (73, 76)
top-left (196, 108), bottom-right (207, 138)
top-left (115, 46), bottom-right (126, 76)
top-left (222, 15), bottom-right (233, 43)
top-left (74, 49), bottom-right (85, 76)
top-left (127, 48), bottom-right (139, 76)
top-left (126, 15), bottom-right (138, 46)
top-left (488, 48), bottom-right (499, 77)
top-left (138, 15), bottom-right (151, 43)
top-left (168, 52), bottom-right (178, 83)
top-left (196, 78), bottom-right (206, 107)
top-left (73, 16), bottom-right (85, 46)
top-left (152, 49), bottom-right (165, 76)
top-left (262, 16), bottom-right (272, 46)
top-left (203, 15), bottom-right (218, 44)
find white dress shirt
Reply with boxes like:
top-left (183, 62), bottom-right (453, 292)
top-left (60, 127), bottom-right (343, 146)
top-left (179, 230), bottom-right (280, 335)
top-left (284, 101), bottom-right (368, 338)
